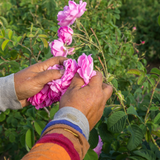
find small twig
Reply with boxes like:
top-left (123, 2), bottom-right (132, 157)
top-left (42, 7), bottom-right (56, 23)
top-left (43, 107), bottom-right (50, 118)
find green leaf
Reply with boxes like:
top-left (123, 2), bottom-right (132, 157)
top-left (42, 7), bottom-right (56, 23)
top-left (84, 148), bottom-right (98, 160)
top-left (41, 38), bottom-right (48, 48)
top-left (133, 149), bottom-right (156, 160)
top-left (158, 15), bottom-right (160, 26)
top-left (9, 134), bottom-right (15, 143)
top-left (107, 111), bottom-right (127, 133)
top-left (150, 68), bottom-right (160, 76)
top-left (1, 29), bottom-right (5, 37)
top-left (34, 121), bottom-right (45, 135)
top-left (127, 106), bottom-right (138, 116)
top-left (4, 109), bottom-right (10, 115)
top-left (127, 125), bottom-right (143, 151)
top-left (50, 26), bottom-right (58, 32)
top-left (150, 106), bottom-right (159, 111)
top-left (116, 154), bottom-right (128, 160)
top-left (17, 36), bottom-right (22, 43)
top-left (111, 78), bottom-right (118, 89)
top-left (127, 69), bottom-right (141, 76)
top-left (25, 128), bottom-right (35, 149)
top-left (0, 113), bottom-right (6, 122)
top-left (0, 35), bottom-right (4, 39)
top-left (88, 128), bottom-right (99, 149)
top-left (26, 107), bottom-right (35, 119)
top-left (38, 34), bottom-right (48, 38)
top-left (153, 113), bottom-right (160, 124)
top-left (1, 39), bottom-right (10, 51)
top-left (50, 105), bottom-right (59, 119)
top-left (99, 123), bottom-right (113, 143)
top-left (28, 34), bottom-right (34, 38)
top-left (8, 30), bottom-right (13, 40)
top-left (137, 74), bottom-right (146, 85)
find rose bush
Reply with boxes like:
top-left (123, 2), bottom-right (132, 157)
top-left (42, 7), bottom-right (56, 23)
top-left (0, 0), bottom-right (160, 160)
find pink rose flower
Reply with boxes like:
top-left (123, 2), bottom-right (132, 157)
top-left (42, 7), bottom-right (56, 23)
top-left (57, 0), bottom-right (87, 26)
top-left (93, 136), bottom-right (103, 157)
top-left (49, 39), bottom-right (68, 57)
top-left (141, 41), bottom-right (145, 44)
top-left (28, 85), bottom-right (52, 110)
top-left (77, 53), bottom-right (96, 84)
top-left (28, 53), bottom-right (96, 109)
top-left (133, 27), bottom-right (136, 30)
top-left (58, 26), bottom-right (73, 45)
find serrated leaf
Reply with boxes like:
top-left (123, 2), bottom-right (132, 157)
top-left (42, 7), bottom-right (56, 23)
top-left (38, 34), bottom-right (48, 38)
top-left (133, 149), bottom-right (156, 160)
top-left (41, 38), bottom-right (48, 48)
top-left (84, 148), bottom-right (98, 160)
top-left (1, 39), bottom-right (10, 51)
top-left (127, 69), bottom-right (141, 76)
top-left (34, 121), bottom-right (45, 135)
top-left (107, 111), bottom-right (127, 133)
top-left (99, 123), bottom-right (113, 143)
top-left (150, 68), bottom-right (160, 76)
top-left (127, 125), bottom-right (143, 151)
top-left (25, 128), bottom-right (35, 149)
top-left (8, 30), bottom-right (13, 40)
top-left (154, 113), bottom-right (160, 124)
top-left (88, 128), bottom-right (99, 149)
top-left (127, 106), bottom-right (138, 116)
top-left (111, 78), bottom-right (118, 89)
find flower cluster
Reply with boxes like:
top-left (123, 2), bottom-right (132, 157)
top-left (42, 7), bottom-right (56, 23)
top-left (28, 54), bottom-right (96, 109)
top-left (49, 0), bottom-right (87, 57)
top-left (28, 1), bottom-right (96, 109)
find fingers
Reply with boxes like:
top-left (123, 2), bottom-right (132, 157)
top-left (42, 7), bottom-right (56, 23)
top-left (88, 71), bottom-right (103, 88)
top-left (36, 69), bottom-right (65, 85)
top-left (69, 73), bottom-right (85, 89)
top-left (102, 83), bottom-right (113, 101)
top-left (38, 56), bottom-right (68, 71)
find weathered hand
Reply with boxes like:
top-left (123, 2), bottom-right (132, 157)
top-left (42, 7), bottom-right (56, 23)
top-left (14, 56), bottom-right (67, 107)
top-left (59, 71), bottom-right (113, 130)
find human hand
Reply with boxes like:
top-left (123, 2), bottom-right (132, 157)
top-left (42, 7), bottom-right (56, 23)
top-left (14, 56), bottom-right (67, 107)
top-left (59, 71), bottom-right (113, 130)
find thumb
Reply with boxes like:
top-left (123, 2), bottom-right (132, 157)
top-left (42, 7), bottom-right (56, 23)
top-left (36, 69), bottom-right (65, 85)
top-left (69, 73), bottom-right (85, 89)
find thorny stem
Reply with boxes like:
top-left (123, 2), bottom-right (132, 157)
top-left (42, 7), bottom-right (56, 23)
top-left (90, 28), bottom-right (108, 76)
top-left (151, 135), bottom-right (160, 151)
top-left (145, 78), bottom-right (160, 123)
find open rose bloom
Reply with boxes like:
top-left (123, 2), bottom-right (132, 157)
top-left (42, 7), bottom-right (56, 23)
top-left (57, 0), bottom-right (87, 26)
top-left (28, 53), bottom-right (96, 109)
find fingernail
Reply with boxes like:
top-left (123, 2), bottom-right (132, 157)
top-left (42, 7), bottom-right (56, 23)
top-left (60, 69), bottom-right (65, 75)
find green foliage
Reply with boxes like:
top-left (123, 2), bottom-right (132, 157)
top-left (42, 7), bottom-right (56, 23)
top-left (118, 0), bottom-right (160, 61)
top-left (0, 0), bottom-right (160, 160)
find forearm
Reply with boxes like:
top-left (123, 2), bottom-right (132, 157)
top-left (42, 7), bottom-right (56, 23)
top-left (0, 74), bottom-right (22, 111)
top-left (22, 107), bottom-right (90, 160)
